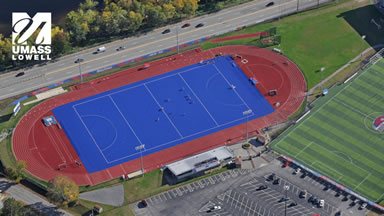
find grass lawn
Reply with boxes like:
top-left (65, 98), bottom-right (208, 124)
top-left (270, 58), bottom-right (384, 202)
top-left (201, 0), bottom-right (384, 89)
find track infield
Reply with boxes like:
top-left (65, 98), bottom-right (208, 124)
top-left (271, 58), bottom-right (384, 202)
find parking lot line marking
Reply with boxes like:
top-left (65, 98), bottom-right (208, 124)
top-left (203, 179), bottom-right (210, 186)
top-left (186, 184), bottom-right (193, 192)
top-left (198, 181), bottom-right (204, 188)
top-left (209, 176), bottom-right (215, 184)
top-left (161, 193), bottom-right (167, 201)
top-left (175, 188), bottom-right (182, 196)
top-left (171, 189), bottom-right (178, 197)
top-left (165, 192), bottom-right (172, 199)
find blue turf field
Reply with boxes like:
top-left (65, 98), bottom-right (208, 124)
top-left (53, 56), bottom-right (274, 172)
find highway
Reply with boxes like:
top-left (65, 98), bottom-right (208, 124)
top-left (0, 0), bottom-right (329, 100)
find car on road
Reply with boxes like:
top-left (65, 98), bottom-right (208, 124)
top-left (319, 199), bottom-right (325, 208)
top-left (195, 23), bottom-right (204, 28)
top-left (266, 2), bottom-right (274, 7)
top-left (116, 46), bottom-right (125, 51)
top-left (182, 23), bottom-right (190, 28)
top-left (299, 190), bottom-right (307, 199)
top-left (74, 58), bottom-right (84, 63)
top-left (162, 29), bottom-right (171, 34)
top-left (15, 72), bottom-right (25, 77)
top-left (96, 46), bottom-right (106, 53)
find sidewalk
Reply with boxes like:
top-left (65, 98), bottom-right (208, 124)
top-left (0, 178), bottom-right (73, 216)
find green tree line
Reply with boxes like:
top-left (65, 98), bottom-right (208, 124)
top-left (0, 0), bottom-right (203, 70)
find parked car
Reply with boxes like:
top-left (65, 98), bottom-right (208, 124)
top-left (294, 167), bottom-right (301, 174)
top-left (182, 23), bottom-right (191, 28)
top-left (324, 184), bottom-right (331, 191)
top-left (335, 211), bottom-right (342, 216)
top-left (319, 199), bottom-right (325, 208)
top-left (282, 161), bottom-right (290, 168)
top-left (266, 2), bottom-right (274, 7)
top-left (288, 202), bottom-right (297, 207)
top-left (359, 202), bottom-right (367, 210)
top-left (308, 195), bottom-right (317, 204)
top-left (141, 200), bottom-right (148, 207)
top-left (258, 185), bottom-right (268, 190)
top-left (15, 72), bottom-right (25, 77)
top-left (162, 29), bottom-right (171, 34)
top-left (195, 23), bottom-right (204, 28)
top-left (74, 58), bottom-right (84, 63)
top-left (335, 190), bottom-right (341, 197)
top-left (299, 190), bottom-right (307, 199)
top-left (279, 197), bottom-right (289, 202)
top-left (116, 46), bottom-right (125, 51)
top-left (207, 205), bottom-right (221, 213)
top-left (273, 178), bottom-right (280, 185)
top-left (301, 172), bottom-right (308, 178)
top-left (268, 173), bottom-right (276, 181)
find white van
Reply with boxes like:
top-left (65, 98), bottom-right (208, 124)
top-left (96, 46), bottom-right (106, 53)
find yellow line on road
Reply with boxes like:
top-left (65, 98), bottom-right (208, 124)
top-left (46, 0), bottom-right (293, 76)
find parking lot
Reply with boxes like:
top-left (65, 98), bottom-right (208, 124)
top-left (131, 159), bottom-right (370, 216)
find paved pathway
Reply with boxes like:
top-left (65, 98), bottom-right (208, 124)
top-left (80, 184), bottom-right (124, 207)
top-left (0, 178), bottom-right (72, 216)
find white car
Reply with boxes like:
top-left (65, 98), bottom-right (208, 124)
top-left (319, 199), bottom-right (325, 208)
top-left (294, 168), bottom-right (301, 174)
top-left (359, 202), bottom-right (367, 210)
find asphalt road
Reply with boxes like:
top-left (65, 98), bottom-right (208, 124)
top-left (0, 0), bottom-right (330, 100)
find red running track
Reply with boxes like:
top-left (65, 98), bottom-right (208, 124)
top-left (12, 46), bottom-right (306, 185)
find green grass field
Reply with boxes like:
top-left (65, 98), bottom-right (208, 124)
top-left (201, 0), bottom-right (384, 89)
top-left (270, 57), bottom-right (384, 202)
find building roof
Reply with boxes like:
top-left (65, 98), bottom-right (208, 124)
top-left (166, 146), bottom-right (234, 176)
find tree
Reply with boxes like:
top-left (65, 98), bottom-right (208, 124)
top-left (79, 0), bottom-right (99, 11)
top-left (52, 31), bottom-right (71, 56)
top-left (5, 167), bottom-right (18, 181)
top-left (145, 6), bottom-right (167, 27)
top-left (127, 11), bottom-right (143, 32)
top-left (1, 198), bottom-right (24, 216)
top-left (15, 160), bottom-right (27, 178)
top-left (47, 175), bottom-right (79, 206)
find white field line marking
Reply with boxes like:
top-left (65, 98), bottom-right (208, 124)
top-left (178, 73), bottom-right (219, 126)
top-left (354, 173), bottom-right (371, 190)
top-left (72, 106), bottom-right (109, 163)
top-left (333, 98), bottom-right (372, 119)
top-left (294, 141), bottom-right (313, 157)
top-left (274, 60), bottom-right (378, 144)
top-left (143, 84), bottom-right (183, 138)
top-left (312, 161), bottom-right (344, 181)
top-left (212, 64), bottom-right (253, 111)
top-left (108, 95), bottom-right (144, 145)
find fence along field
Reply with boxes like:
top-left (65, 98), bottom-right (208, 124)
top-left (271, 56), bottom-right (384, 202)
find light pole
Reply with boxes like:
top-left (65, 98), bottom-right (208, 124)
top-left (297, 0), bottom-right (299, 13)
top-left (135, 144), bottom-right (145, 177)
top-left (360, 35), bottom-right (366, 58)
top-left (243, 109), bottom-right (252, 143)
top-left (275, 102), bottom-right (280, 126)
top-left (320, 67), bottom-right (325, 92)
top-left (284, 185), bottom-right (290, 216)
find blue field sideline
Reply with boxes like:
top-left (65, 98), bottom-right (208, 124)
top-left (53, 56), bottom-right (274, 172)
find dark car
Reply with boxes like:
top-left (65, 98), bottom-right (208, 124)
top-left (141, 200), bottom-right (148, 207)
top-left (299, 190), bottom-right (307, 199)
top-left (308, 195), bottom-right (317, 203)
top-left (288, 202), bottom-right (297, 207)
top-left (266, 2), bottom-right (274, 7)
top-left (279, 197), bottom-right (289, 202)
top-left (162, 29), bottom-right (171, 34)
top-left (116, 46), bottom-right (125, 51)
top-left (74, 58), bottom-right (84, 63)
top-left (195, 23), bottom-right (204, 28)
top-left (182, 23), bottom-right (190, 28)
top-left (268, 173), bottom-right (276, 181)
top-left (258, 185), bottom-right (268, 190)
top-left (273, 178), bottom-right (280, 185)
top-left (15, 72), bottom-right (25, 77)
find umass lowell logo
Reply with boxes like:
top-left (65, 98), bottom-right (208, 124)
top-left (12, 12), bottom-right (51, 61)
top-left (373, 116), bottom-right (384, 132)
